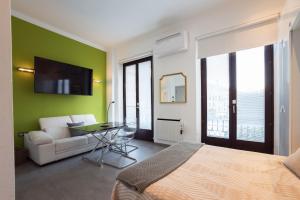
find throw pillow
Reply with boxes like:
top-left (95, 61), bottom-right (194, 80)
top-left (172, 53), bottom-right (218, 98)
top-left (67, 122), bottom-right (86, 137)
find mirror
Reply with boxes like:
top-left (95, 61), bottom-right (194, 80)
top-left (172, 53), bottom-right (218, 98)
top-left (160, 73), bottom-right (186, 103)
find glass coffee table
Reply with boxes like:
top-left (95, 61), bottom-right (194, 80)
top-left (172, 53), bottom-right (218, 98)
top-left (70, 122), bottom-right (137, 168)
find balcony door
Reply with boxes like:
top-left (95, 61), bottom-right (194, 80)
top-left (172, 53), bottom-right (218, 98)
top-left (201, 45), bottom-right (274, 154)
top-left (123, 56), bottom-right (153, 141)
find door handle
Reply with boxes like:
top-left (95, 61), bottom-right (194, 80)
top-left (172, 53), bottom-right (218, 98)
top-left (232, 100), bottom-right (237, 114)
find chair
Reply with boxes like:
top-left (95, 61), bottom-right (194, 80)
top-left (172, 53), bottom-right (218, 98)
top-left (110, 125), bottom-right (138, 155)
top-left (96, 124), bottom-right (138, 169)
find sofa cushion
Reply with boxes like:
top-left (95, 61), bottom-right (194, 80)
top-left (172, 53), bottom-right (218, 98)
top-left (29, 131), bottom-right (54, 145)
top-left (44, 127), bottom-right (71, 140)
top-left (87, 133), bottom-right (99, 144)
top-left (55, 136), bottom-right (88, 153)
top-left (70, 114), bottom-right (97, 125)
top-left (39, 116), bottom-right (72, 139)
top-left (39, 116), bottom-right (73, 129)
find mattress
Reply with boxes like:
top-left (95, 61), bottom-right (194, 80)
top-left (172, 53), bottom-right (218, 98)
top-left (112, 145), bottom-right (300, 200)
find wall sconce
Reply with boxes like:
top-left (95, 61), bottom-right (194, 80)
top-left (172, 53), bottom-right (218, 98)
top-left (17, 67), bottom-right (35, 73)
top-left (94, 79), bottom-right (104, 84)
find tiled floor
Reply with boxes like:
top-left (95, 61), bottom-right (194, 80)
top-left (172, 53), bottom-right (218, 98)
top-left (15, 140), bottom-right (168, 200)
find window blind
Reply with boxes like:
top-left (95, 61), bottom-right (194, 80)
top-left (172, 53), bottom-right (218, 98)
top-left (197, 19), bottom-right (278, 59)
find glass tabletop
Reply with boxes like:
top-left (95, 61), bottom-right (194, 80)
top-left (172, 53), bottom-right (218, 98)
top-left (70, 122), bottom-right (126, 133)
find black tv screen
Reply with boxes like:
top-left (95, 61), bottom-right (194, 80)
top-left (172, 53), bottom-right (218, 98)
top-left (34, 57), bottom-right (93, 96)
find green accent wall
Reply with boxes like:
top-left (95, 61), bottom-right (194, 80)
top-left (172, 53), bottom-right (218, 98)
top-left (12, 17), bottom-right (107, 148)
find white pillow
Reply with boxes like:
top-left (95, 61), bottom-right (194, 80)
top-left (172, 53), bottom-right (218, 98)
top-left (29, 131), bottom-right (53, 145)
top-left (284, 148), bottom-right (300, 178)
top-left (44, 127), bottom-right (71, 139)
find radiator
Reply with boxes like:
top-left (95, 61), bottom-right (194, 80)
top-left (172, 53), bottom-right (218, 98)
top-left (156, 118), bottom-right (183, 142)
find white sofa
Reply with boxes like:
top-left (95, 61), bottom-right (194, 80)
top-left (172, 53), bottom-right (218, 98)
top-left (24, 114), bottom-right (102, 165)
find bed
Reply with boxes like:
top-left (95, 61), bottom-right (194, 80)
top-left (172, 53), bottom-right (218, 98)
top-left (112, 144), bottom-right (300, 200)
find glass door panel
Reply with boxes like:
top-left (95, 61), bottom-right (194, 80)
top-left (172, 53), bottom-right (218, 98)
top-left (125, 65), bottom-right (137, 128)
top-left (138, 61), bottom-right (152, 130)
top-left (236, 47), bottom-right (265, 143)
top-left (123, 57), bottom-right (153, 141)
top-left (206, 54), bottom-right (230, 139)
top-left (201, 45), bottom-right (274, 154)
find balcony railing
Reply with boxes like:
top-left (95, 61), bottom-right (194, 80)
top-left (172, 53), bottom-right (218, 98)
top-left (207, 120), bottom-right (264, 142)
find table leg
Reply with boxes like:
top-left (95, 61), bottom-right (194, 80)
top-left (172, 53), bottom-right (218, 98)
top-left (82, 130), bottom-right (110, 166)
top-left (82, 126), bottom-right (137, 168)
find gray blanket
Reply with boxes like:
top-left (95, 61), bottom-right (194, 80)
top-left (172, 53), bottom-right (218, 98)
top-left (117, 142), bottom-right (204, 193)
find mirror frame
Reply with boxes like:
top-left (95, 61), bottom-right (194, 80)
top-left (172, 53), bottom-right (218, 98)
top-left (160, 72), bottom-right (187, 103)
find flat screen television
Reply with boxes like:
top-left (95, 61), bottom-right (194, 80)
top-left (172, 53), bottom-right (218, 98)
top-left (34, 57), bottom-right (93, 96)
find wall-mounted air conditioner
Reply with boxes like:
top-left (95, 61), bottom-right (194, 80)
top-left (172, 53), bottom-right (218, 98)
top-left (154, 31), bottom-right (188, 58)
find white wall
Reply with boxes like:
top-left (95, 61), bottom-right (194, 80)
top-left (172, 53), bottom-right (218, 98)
top-left (278, 0), bottom-right (300, 41)
top-left (290, 28), bottom-right (300, 153)
top-left (0, 0), bottom-right (15, 199)
top-left (282, 0), bottom-right (300, 13)
top-left (108, 0), bottom-right (285, 145)
top-left (106, 50), bottom-right (115, 122)
top-left (277, 0), bottom-right (300, 154)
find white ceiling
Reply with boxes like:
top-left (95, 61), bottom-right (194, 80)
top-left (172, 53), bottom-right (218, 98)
top-left (12, 0), bottom-right (286, 50)
top-left (11, 0), bottom-right (235, 49)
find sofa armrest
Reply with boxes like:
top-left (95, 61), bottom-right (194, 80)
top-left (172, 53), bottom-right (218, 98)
top-left (28, 131), bottom-right (54, 145)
